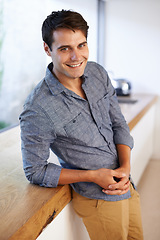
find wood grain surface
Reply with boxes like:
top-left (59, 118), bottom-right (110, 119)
top-left (0, 127), bottom-right (71, 240)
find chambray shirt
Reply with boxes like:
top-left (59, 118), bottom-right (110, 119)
top-left (19, 61), bottom-right (134, 201)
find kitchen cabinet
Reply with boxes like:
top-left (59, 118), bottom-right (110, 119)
top-left (118, 94), bottom-right (157, 185)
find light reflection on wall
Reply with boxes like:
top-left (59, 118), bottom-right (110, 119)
top-left (0, 0), bottom-right (98, 126)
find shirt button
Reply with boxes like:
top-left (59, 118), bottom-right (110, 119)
top-left (99, 126), bottom-right (102, 130)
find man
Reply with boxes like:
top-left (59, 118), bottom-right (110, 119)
top-left (19, 10), bottom-right (143, 240)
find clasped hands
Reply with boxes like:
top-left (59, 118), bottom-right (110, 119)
top-left (94, 167), bottom-right (130, 196)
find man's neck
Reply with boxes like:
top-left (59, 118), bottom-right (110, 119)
top-left (51, 70), bottom-right (85, 99)
top-left (61, 77), bottom-right (87, 100)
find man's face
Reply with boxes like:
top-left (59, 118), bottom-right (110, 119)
top-left (44, 28), bottom-right (89, 83)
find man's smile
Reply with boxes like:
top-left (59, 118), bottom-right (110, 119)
top-left (66, 62), bottom-right (83, 68)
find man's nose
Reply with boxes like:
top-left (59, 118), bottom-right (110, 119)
top-left (70, 49), bottom-right (80, 61)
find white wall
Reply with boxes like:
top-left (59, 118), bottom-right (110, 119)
top-left (105, 0), bottom-right (160, 94)
top-left (0, 0), bottom-right (47, 124)
top-left (105, 0), bottom-right (160, 158)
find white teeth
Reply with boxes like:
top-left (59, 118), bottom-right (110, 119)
top-left (68, 63), bottom-right (81, 68)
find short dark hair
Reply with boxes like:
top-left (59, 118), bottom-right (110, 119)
top-left (42, 10), bottom-right (89, 50)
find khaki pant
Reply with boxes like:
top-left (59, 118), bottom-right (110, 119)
top-left (72, 184), bottom-right (143, 240)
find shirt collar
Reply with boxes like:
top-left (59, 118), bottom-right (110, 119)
top-left (45, 63), bottom-right (66, 96)
top-left (44, 62), bottom-right (89, 96)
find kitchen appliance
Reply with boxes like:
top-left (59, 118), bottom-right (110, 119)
top-left (111, 78), bottom-right (132, 96)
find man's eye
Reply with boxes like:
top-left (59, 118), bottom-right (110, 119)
top-left (60, 47), bottom-right (69, 51)
top-left (79, 43), bottom-right (86, 48)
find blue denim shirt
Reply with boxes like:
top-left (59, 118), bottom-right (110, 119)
top-left (19, 61), bottom-right (134, 201)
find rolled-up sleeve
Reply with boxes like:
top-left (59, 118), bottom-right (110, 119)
top-left (109, 83), bottom-right (134, 149)
top-left (19, 104), bottom-right (62, 187)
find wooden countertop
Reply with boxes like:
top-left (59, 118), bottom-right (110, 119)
top-left (0, 93), bottom-right (158, 240)
top-left (0, 127), bottom-right (72, 240)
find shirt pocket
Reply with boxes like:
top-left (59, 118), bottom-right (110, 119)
top-left (64, 112), bottom-right (94, 145)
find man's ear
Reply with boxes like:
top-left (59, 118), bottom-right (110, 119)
top-left (43, 42), bottom-right (51, 56)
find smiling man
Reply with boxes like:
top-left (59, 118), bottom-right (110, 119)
top-left (19, 10), bottom-right (143, 240)
top-left (44, 28), bottom-right (89, 99)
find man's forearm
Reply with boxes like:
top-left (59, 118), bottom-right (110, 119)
top-left (116, 144), bottom-right (131, 175)
top-left (58, 168), bottom-right (93, 185)
top-left (58, 144), bottom-right (131, 195)
top-left (58, 167), bottom-right (127, 191)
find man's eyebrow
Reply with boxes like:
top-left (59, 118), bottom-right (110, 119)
top-left (78, 41), bottom-right (87, 45)
top-left (57, 45), bottom-right (70, 50)
top-left (57, 41), bottom-right (87, 50)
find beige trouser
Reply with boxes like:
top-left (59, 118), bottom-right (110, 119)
top-left (72, 184), bottom-right (143, 240)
